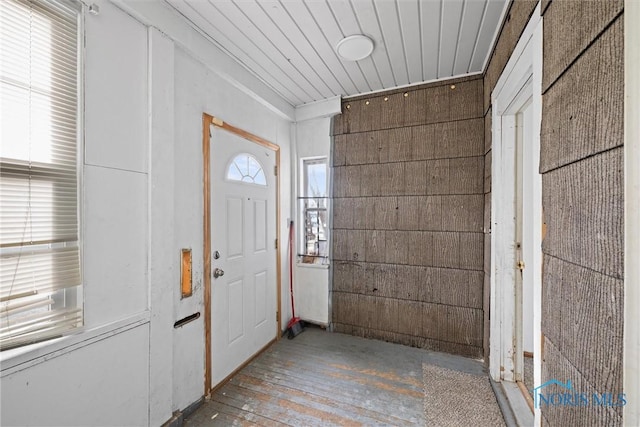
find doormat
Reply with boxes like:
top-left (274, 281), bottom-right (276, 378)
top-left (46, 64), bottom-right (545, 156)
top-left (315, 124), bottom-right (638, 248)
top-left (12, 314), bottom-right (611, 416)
top-left (423, 363), bottom-right (506, 426)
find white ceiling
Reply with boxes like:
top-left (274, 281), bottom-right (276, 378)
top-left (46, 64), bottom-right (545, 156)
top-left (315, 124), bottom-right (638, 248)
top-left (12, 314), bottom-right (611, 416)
top-left (165, 0), bottom-right (508, 107)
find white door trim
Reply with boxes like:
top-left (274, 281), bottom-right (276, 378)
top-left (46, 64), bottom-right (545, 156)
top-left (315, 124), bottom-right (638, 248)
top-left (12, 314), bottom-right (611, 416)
top-left (490, 2), bottom-right (542, 424)
top-left (624, 0), bottom-right (640, 424)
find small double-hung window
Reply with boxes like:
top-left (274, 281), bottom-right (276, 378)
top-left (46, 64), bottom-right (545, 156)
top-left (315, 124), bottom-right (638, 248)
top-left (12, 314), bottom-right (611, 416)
top-left (298, 158), bottom-right (328, 264)
top-left (0, 0), bottom-right (82, 350)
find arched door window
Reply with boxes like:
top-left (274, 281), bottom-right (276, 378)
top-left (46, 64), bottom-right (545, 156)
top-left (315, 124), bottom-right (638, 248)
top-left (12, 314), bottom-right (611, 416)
top-left (226, 153), bottom-right (267, 186)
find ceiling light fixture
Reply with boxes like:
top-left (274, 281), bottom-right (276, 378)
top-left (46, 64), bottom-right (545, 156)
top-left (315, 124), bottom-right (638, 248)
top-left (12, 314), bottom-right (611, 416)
top-left (336, 35), bottom-right (374, 61)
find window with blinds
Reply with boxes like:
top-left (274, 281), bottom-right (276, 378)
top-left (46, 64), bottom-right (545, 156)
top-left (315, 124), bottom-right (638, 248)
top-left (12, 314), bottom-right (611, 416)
top-left (0, 0), bottom-right (82, 351)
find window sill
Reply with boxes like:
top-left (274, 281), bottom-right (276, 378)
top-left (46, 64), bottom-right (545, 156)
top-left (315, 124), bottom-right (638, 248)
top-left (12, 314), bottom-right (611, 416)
top-left (0, 311), bottom-right (150, 376)
top-left (296, 262), bottom-right (330, 270)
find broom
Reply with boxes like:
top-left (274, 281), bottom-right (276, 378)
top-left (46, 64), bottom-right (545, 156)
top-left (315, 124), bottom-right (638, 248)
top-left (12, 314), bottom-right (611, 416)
top-left (286, 220), bottom-right (304, 339)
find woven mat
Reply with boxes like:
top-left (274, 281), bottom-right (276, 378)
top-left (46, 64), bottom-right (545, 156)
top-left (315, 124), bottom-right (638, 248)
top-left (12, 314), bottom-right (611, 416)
top-left (423, 363), bottom-right (506, 427)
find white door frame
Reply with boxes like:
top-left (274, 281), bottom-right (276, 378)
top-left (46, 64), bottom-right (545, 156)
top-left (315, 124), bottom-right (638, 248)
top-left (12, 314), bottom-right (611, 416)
top-left (489, 1), bottom-right (542, 419)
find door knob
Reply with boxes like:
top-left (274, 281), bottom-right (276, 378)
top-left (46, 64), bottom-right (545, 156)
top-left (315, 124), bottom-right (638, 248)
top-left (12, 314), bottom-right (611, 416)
top-left (213, 268), bottom-right (225, 278)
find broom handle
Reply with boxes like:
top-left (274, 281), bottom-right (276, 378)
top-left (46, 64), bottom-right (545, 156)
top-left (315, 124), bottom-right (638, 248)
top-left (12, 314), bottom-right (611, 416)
top-left (289, 220), bottom-right (296, 318)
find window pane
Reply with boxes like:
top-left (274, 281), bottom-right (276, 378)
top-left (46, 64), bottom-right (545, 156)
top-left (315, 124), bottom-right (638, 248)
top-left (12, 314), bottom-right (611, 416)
top-left (306, 162), bottom-right (326, 197)
top-left (226, 153), bottom-right (267, 186)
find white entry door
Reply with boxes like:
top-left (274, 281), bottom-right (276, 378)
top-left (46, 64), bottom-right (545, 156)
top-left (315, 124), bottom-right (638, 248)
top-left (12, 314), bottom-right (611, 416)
top-left (210, 125), bottom-right (277, 388)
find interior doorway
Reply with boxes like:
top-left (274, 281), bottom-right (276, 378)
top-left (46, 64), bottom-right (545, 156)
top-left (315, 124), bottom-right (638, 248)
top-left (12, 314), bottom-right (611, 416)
top-left (489, 3), bottom-right (542, 424)
top-left (202, 114), bottom-right (282, 394)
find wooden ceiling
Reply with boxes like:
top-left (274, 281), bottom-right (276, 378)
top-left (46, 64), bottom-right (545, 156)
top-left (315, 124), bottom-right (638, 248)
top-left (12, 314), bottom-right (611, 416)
top-left (166, 0), bottom-right (508, 107)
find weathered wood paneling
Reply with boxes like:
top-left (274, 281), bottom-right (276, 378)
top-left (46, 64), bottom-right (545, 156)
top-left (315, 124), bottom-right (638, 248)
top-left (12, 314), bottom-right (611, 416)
top-left (378, 92), bottom-right (406, 130)
top-left (448, 157), bottom-right (484, 195)
top-left (446, 306), bottom-right (483, 348)
top-left (398, 196), bottom-right (443, 231)
top-left (403, 161), bottom-right (427, 195)
top-left (483, 0), bottom-right (538, 112)
top-left (332, 198), bottom-right (353, 229)
top-left (449, 79), bottom-right (483, 121)
top-left (403, 89), bottom-right (428, 127)
top-left (345, 133), bottom-right (369, 166)
top-left (425, 159), bottom-right (450, 194)
top-left (333, 134), bottom-right (346, 166)
top-left (406, 231), bottom-right (434, 267)
top-left (353, 198), bottom-right (375, 230)
top-left (373, 197), bottom-right (398, 230)
top-left (542, 148), bottom-right (623, 278)
top-left (437, 268), bottom-right (470, 307)
top-left (542, 0), bottom-right (623, 91)
top-left (385, 231), bottom-right (409, 265)
top-left (433, 119), bottom-right (484, 159)
top-left (484, 150), bottom-right (491, 193)
top-left (559, 258), bottom-right (623, 393)
top-left (397, 300), bottom-right (423, 337)
top-left (484, 108), bottom-right (492, 154)
top-left (380, 127), bottom-right (412, 163)
top-left (331, 78), bottom-right (484, 356)
top-left (459, 233), bottom-right (484, 270)
top-left (540, 18), bottom-right (623, 172)
top-left (537, 2), bottom-right (625, 425)
top-left (432, 232), bottom-right (459, 269)
top-left (411, 124), bottom-right (435, 160)
top-left (425, 84), bottom-right (451, 123)
top-left (541, 338), bottom-right (623, 427)
top-left (364, 230), bottom-right (386, 263)
top-left (441, 195), bottom-right (484, 232)
top-left (483, 194), bottom-right (491, 234)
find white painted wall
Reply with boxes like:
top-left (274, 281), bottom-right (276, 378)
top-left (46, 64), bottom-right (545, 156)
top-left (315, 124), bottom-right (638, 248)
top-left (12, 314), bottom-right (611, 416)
top-left (1, 2), bottom-right (152, 424)
top-left (0, 0), bottom-right (293, 425)
top-left (292, 117), bottom-right (333, 326)
top-left (171, 45), bottom-right (292, 411)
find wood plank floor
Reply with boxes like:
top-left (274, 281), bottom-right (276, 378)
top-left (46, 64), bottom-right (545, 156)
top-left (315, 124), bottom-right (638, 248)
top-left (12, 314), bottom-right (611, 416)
top-left (184, 327), bottom-right (486, 426)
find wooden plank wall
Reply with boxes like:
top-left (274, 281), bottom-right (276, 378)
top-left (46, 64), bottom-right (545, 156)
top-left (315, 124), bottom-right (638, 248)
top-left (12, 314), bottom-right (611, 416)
top-left (484, 1), bottom-right (625, 425)
top-left (331, 76), bottom-right (485, 358)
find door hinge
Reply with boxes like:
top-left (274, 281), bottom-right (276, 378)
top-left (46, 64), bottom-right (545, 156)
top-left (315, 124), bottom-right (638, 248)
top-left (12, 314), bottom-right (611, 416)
top-left (275, 238), bottom-right (278, 249)
top-left (274, 165), bottom-right (278, 176)
top-left (276, 311), bottom-right (279, 321)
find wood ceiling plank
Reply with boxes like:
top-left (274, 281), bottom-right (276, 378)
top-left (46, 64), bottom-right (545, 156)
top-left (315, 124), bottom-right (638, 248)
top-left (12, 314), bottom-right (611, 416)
top-left (192, 0), bottom-right (318, 101)
top-left (374, 0), bottom-right (410, 86)
top-left (230, 0), bottom-right (333, 100)
top-left (397, 0), bottom-right (423, 84)
top-left (438, 0), bottom-right (464, 78)
top-left (469, 0), bottom-right (507, 72)
top-left (168, 0), bottom-right (305, 105)
top-left (304, 0), bottom-right (374, 93)
top-left (420, 0), bottom-right (441, 81)
top-left (453, 0), bottom-right (487, 76)
top-left (279, 1), bottom-right (361, 95)
top-left (260, 1), bottom-right (345, 97)
top-left (346, 0), bottom-right (393, 89)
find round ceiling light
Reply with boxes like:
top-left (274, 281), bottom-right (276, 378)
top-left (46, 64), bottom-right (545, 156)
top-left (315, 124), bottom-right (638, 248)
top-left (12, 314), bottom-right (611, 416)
top-left (336, 35), bottom-right (374, 61)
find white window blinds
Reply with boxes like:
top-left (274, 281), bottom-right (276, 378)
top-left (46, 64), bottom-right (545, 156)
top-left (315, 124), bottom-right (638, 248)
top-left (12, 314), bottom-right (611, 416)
top-left (0, 0), bottom-right (82, 351)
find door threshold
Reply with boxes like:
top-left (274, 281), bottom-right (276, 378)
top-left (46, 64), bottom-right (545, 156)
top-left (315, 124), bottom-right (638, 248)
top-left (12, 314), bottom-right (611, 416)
top-left (501, 380), bottom-right (534, 427)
